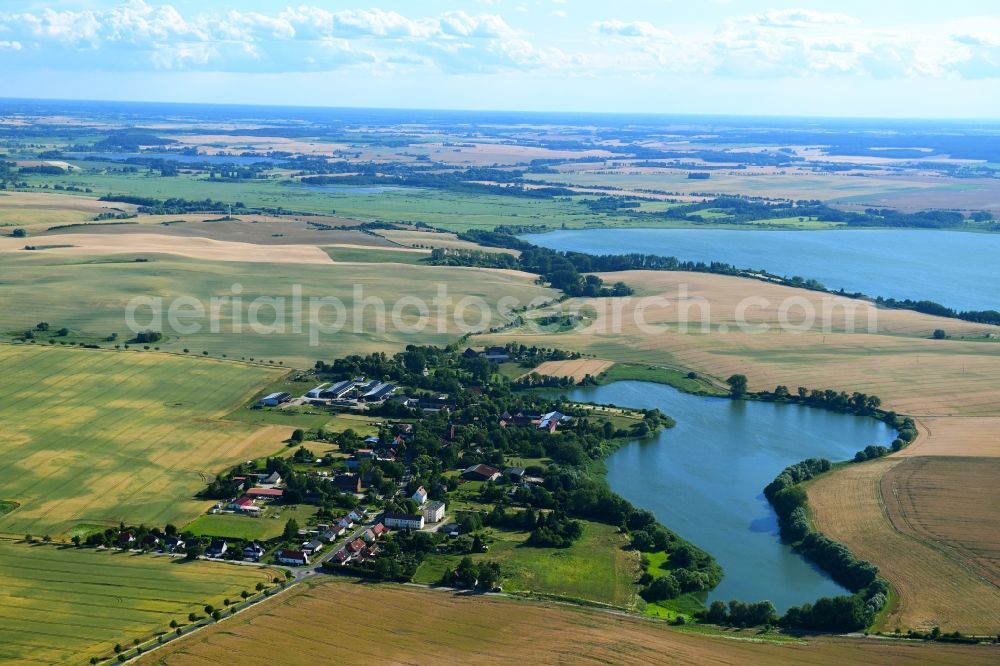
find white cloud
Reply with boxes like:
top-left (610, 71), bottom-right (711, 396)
top-left (1, 3), bottom-right (999, 82)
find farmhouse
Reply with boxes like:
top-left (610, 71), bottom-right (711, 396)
top-left (229, 496), bottom-right (261, 515)
top-left (383, 512), bottom-right (425, 530)
top-left (259, 391), bottom-right (290, 407)
top-left (423, 501), bottom-right (446, 524)
top-left (277, 549), bottom-right (309, 566)
top-left (411, 486), bottom-right (428, 504)
top-left (484, 346), bottom-right (510, 362)
top-left (462, 464), bottom-right (501, 482)
top-left (505, 467), bottom-right (526, 482)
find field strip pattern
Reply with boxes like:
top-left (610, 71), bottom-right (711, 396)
top-left (0, 541), bottom-right (272, 665)
top-left (0, 345), bottom-right (283, 537)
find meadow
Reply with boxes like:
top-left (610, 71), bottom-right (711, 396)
top-left (0, 344), bottom-right (285, 538)
top-left (0, 541), bottom-right (272, 665)
top-left (413, 521), bottom-right (639, 608)
top-left (184, 504), bottom-right (318, 541)
top-left (137, 577), bottom-right (995, 666)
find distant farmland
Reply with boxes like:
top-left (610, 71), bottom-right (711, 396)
top-left (0, 345), bottom-right (286, 537)
top-left (0, 541), bottom-right (272, 665)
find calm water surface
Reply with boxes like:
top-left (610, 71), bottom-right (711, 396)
top-left (555, 381), bottom-right (894, 611)
top-left (525, 228), bottom-right (1000, 311)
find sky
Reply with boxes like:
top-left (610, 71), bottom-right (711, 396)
top-left (2, 1), bottom-right (1000, 118)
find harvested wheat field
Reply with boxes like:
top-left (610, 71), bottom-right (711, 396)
top-left (0, 191), bottom-right (138, 230)
top-left (46, 215), bottom-right (390, 246)
top-left (483, 271), bottom-right (1000, 416)
top-left (808, 459), bottom-right (1000, 634)
top-left (0, 233), bottom-right (335, 264)
top-left (528, 358), bottom-right (614, 382)
top-left (882, 457), bottom-right (1000, 589)
top-left (902, 417), bottom-right (1000, 457)
top-left (138, 578), bottom-right (995, 666)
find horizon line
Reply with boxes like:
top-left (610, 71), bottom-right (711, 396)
top-left (2, 95), bottom-right (999, 125)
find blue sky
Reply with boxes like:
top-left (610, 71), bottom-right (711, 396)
top-left (2, 1), bottom-right (1000, 118)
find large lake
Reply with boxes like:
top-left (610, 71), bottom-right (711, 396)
top-left (525, 228), bottom-right (1000, 312)
top-left (554, 381), bottom-right (894, 611)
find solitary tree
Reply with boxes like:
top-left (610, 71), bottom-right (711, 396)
top-left (726, 374), bottom-right (749, 398)
top-left (283, 518), bottom-right (300, 540)
top-left (932, 329), bottom-right (946, 340)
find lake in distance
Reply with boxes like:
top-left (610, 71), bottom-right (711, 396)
top-left (554, 381), bottom-right (895, 611)
top-left (525, 228), bottom-right (1000, 312)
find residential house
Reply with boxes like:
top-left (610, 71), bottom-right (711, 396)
top-left (141, 534), bottom-right (160, 549)
top-left (207, 539), bottom-right (228, 558)
top-left (360, 528), bottom-right (377, 544)
top-left (383, 512), bottom-right (425, 530)
top-left (277, 549), bottom-right (309, 566)
top-left (349, 508), bottom-right (366, 523)
top-left (338, 516), bottom-right (354, 530)
top-left (301, 540), bottom-right (324, 556)
top-left (163, 535), bottom-right (186, 552)
top-left (331, 473), bottom-right (362, 493)
top-left (346, 538), bottom-right (366, 555)
top-left (538, 410), bottom-right (569, 432)
top-left (332, 548), bottom-right (351, 565)
top-left (243, 542), bottom-right (265, 561)
top-left (423, 501), bottom-right (446, 524)
top-left (117, 531), bottom-right (136, 549)
top-left (462, 464), bottom-right (501, 482)
top-left (372, 522), bottom-right (388, 538)
top-left (411, 486), bottom-right (428, 505)
top-left (261, 471), bottom-right (282, 486)
top-left (463, 347), bottom-right (479, 358)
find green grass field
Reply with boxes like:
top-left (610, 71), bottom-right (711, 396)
top-left (597, 363), bottom-right (725, 395)
top-left (0, 344), bottom-right (285, 537)
top-left (323, 246), bottom-right (429, 264)
top-left (184, 504), bottom-right (318, 541)
top-left (0, 541), bottom-right (273, 665)
top-left (0, 251), bottom-right (554, 368)
top-left (413, 521), bottom-right (639, 608)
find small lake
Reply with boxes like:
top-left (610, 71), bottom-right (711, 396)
top-left (525, 228), bottom-right (1000, 312)
top-left (553, 380), bottom-right (894, 611)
